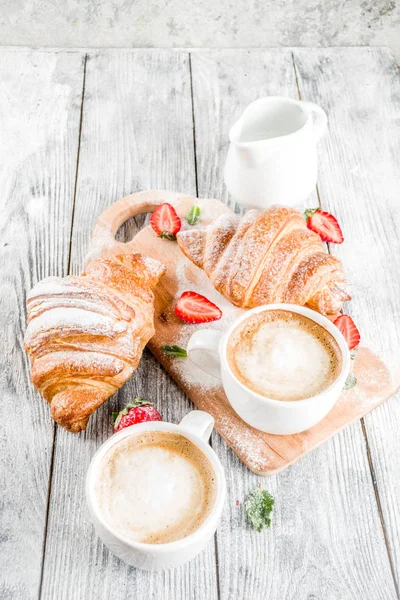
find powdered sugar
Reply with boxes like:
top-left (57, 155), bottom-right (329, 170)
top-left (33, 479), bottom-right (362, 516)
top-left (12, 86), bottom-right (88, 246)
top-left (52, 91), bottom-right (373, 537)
top-left (178, 206), bottom-right (349, 315)
top-left (27, 277), bottom-right (87, 299)
top-left (25, 307), bottom-right (127, 344)
top-left (171, 258), bottom-right (245, 391)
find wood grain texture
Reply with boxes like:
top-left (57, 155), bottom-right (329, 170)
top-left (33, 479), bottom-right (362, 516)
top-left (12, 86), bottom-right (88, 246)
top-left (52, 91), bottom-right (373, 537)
top-left (190, 49), bottom-right (398, 599)
top-left (39, 50), bottom-right (219, 600)
top-left (293, 46), bottom-right (400, 592)
top-left (0, 50), bottom-right (84, 599)
top-left (3, 47), bottom-right (399, 600)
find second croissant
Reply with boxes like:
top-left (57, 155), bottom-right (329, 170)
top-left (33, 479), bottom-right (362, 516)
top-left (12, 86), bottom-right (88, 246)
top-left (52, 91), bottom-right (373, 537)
top-left (177, 206), bottom-right (350, 316)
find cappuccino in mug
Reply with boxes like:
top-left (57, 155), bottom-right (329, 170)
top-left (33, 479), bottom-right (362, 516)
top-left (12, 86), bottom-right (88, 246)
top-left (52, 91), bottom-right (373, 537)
top-left (94, 431), bottom-right (217, 545)
top-left (227, 309), bottom-right (342, 401)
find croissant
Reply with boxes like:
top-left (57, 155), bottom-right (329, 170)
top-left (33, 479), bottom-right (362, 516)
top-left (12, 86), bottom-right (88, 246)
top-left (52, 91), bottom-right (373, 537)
top-left (177, 206), bottom-right (350, 316)
top-left (24, 254), bottom-right (166, 432)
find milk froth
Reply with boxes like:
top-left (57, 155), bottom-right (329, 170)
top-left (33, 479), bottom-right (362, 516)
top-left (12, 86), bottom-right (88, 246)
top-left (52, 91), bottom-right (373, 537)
top-left (227, 309), bottom-right (342, 401)
top-left (94, 432), bottom-right (216, 544)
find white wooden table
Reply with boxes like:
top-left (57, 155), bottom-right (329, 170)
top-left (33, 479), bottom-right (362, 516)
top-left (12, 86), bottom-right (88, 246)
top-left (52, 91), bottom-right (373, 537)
top-left (1, 47), bottom-right (400, 600)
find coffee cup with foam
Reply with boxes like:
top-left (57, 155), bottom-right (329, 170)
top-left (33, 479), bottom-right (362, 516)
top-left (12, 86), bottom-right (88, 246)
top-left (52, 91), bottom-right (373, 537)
top-left (187, 304), bottom-right (350, 435)
top-left (86, 411), bottom-right (226, 570)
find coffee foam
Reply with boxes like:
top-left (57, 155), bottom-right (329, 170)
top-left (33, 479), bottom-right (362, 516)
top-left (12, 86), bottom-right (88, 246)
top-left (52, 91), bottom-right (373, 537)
top-left (94, 432), bottom-right (216, 545)
top-left (227, 309), bottom-right (342, 401)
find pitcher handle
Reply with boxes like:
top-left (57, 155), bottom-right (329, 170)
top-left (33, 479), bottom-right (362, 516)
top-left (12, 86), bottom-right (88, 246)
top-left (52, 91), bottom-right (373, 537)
top-left (187, 329), bottom-right (223, 379)
top-left (303, 101), bottom-right (328, 141)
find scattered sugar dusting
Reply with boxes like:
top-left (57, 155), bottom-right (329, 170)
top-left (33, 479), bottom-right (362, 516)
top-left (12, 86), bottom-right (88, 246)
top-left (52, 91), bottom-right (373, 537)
top-left (171, 258), bottom-right (245, 392)
top-left (216, 413), bottom-right (271, 469)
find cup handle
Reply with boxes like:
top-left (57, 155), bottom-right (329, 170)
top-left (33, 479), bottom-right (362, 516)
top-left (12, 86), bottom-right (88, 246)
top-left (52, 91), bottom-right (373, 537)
top-left (303, 101), bottom-right (328, 141)
top-left (179, 411), bottom-right (215, 443)
top-left (187, 329), bottom-right (223, 379)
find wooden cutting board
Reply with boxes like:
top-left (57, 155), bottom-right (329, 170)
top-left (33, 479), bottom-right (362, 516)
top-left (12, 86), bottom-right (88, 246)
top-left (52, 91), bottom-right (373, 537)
top-left (87, 190), bottom-right (399, 475)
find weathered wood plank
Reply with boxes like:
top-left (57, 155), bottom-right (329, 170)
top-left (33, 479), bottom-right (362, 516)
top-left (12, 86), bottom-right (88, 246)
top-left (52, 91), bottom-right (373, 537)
top-left (293, 46), bottom-right (400, 592)
top-left (40, 50), bottom-right (219, 600)
top-left (191, 49), bottom-right (397, 599)
top-left (0, 50), bottom-right (84, 599)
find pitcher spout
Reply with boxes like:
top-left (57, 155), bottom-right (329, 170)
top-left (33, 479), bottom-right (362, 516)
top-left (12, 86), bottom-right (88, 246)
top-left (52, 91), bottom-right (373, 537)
top-left (228, 114), bottom-right (277, 168)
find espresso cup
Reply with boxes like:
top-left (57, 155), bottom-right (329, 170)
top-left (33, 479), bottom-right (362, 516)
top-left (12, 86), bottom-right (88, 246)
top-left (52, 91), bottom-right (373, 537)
top-left (187, 304), bottom-right (350, 435)
top-left (86, 411), bottom-right (226, 570)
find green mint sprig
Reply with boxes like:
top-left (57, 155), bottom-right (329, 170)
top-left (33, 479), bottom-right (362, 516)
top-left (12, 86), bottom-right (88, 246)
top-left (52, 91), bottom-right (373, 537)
top-left (244, 487), bottom-right (274, 532)
top-left (161, 345), bottom-right (188, 358)
top-left (186, 205), bottom-right (201, 226)
top-left (344, 373), bottom-right (357, 390)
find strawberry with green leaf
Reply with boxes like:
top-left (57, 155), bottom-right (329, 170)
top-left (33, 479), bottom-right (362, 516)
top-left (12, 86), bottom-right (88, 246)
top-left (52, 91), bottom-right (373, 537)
top-left (305, 208), bottom-right (344, 244)
top-left (113, 398), bottom-right (162, 432)
top-left (150, 203), bottom-right (181, 240)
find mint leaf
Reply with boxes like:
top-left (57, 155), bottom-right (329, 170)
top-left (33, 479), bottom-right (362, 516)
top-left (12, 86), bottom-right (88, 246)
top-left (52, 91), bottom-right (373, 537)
top-left (304, 208), bottom-right (319, 219)
top-left (112, 411), bottom-right (119, 424)
top-left (344, 373), bottom-right (357, 390)
top-left (160, 231), bottom-right (176, 241)
top-left (161, 345), bottom-right (188, 358)
top-left (244, 487), bottom-right (274, 532)
top-left (187, 205), bottom-right (201, 226)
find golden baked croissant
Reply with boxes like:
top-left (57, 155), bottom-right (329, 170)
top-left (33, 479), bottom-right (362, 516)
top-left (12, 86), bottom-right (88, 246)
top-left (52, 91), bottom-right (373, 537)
top-left (177, 206), bottom-right (350, 316)
top-left (24, 254), bottom-right (166, 432)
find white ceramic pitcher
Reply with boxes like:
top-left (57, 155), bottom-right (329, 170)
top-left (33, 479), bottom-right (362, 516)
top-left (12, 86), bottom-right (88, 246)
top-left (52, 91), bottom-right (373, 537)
top-left (224, 96), bottom-right (327, 209)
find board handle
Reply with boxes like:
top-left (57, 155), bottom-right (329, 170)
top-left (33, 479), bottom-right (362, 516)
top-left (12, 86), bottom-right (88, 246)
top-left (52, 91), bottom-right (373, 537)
top-left (84, 189), bottom-right (197, 266)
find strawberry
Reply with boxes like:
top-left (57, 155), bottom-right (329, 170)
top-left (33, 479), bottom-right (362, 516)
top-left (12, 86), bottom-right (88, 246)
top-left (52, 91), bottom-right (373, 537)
top-left (113, 398), bottom-right (162, 432)
top-left (333, 314), bottom-right (360, 350)
top-left (150, 203), bottom-right (181, 240)
top-left (305, 208), bottom-right (344, 244)
top-left (174, 291), bottom-right (222, 324)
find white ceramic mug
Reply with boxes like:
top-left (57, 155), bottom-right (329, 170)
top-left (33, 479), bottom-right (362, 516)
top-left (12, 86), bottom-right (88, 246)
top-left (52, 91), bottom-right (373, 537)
top-left (86, 411), bottom-right (226, 570)
top-left (187, 304), bottom-right (350, 435)
top-left (224, 96), bottom-right (327, 209)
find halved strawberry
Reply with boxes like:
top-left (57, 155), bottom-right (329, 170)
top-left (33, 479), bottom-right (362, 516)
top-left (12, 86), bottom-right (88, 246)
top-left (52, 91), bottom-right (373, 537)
top-left (305, 208), bottom-right (344, 244)
top-left (150, 203), bottom-right (181, 240)
top-left (333, 314), bottom-right (360, 350)
top-left (174, 291), bottom-right (222, 324)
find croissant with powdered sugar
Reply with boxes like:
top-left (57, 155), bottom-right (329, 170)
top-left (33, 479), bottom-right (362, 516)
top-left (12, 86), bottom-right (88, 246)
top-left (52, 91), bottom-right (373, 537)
top-left (24, 254), bottom-right (166, 432)
top-left (177, 206), bottom-right (350, 316)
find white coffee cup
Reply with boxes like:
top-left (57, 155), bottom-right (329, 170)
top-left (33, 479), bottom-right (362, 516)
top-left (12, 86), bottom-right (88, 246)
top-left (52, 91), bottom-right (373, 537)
top-left (224, 96), bottom-right (327, 209)
top-left (187, 304), bottom-right (350, 435)
top-left (86, 411), bottom-right (226, 570)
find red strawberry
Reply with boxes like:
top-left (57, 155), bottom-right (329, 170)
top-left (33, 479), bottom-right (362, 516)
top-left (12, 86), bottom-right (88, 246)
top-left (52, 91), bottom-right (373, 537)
top-left (150, 203), bottom-right (181, 240)
top-left (333, 314), bottom-right (360, 350)
top-left (305, 208), bottom-right (344, 244)
top-left (174, 291), bottom-right (222, 324)
top-left (113, 398), bottom-right (162, 432)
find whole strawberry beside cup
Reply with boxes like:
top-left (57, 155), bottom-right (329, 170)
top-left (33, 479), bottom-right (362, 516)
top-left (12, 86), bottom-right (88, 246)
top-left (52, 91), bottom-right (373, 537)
top-left (113, 398), bottom-right (162, 432)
